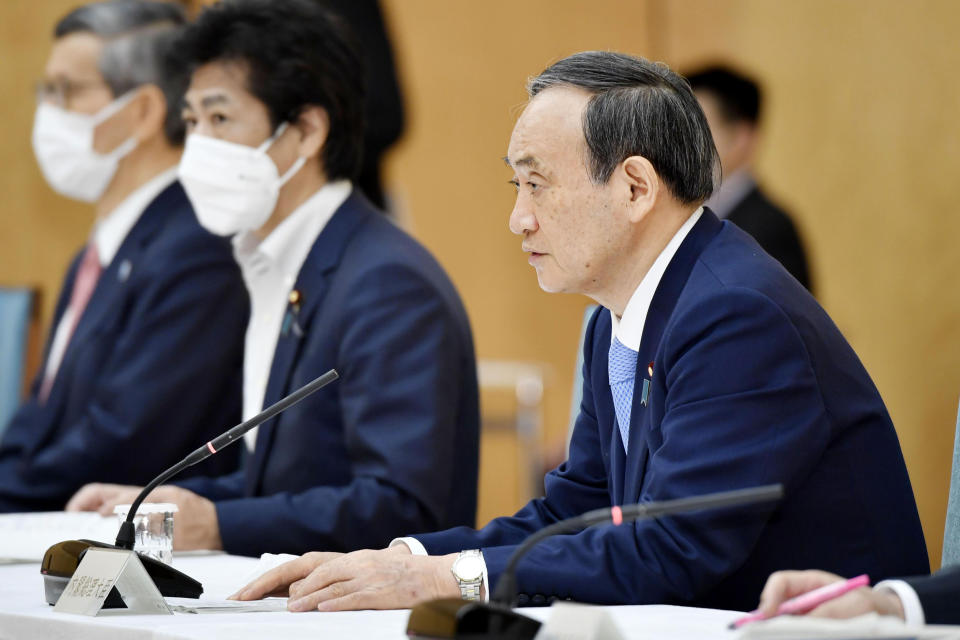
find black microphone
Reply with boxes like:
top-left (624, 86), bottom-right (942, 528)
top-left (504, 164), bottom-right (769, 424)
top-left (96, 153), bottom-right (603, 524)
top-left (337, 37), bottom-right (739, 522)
top-left (406, 484), bottom-right (784, 640)
top-left (41, 369), bottom-right (339, 607)
top-left (115, 368), bottom-right (339, 550)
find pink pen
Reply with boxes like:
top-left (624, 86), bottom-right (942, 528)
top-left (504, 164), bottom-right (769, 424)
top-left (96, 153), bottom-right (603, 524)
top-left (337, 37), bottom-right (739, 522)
top-left (729, 574), bottom-right (871, 629)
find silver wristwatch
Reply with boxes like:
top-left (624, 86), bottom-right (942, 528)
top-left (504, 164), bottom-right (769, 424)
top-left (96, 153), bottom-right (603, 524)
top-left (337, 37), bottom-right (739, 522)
top-left (451, 549), bottom-right (484, 600)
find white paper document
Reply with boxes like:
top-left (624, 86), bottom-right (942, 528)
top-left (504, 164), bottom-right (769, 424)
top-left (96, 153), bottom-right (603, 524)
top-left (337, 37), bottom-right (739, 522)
top-left (165, 597), bottom-right (288, 614)
top-left (735, 613), bottom-right (960, 639)
top-left (0, 511), bottom-right (119, 562)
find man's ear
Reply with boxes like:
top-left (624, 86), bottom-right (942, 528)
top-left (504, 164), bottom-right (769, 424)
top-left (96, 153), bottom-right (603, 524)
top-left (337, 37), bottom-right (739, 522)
top-left (292, 105), bottom-right (330, 161)
top-left (620, 155), bottom-right (659, 223)
top-left (130, 84), bottom-right (168, 143)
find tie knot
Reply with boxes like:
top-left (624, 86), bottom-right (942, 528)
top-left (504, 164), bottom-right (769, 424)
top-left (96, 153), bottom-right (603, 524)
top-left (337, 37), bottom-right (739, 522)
top-left (608, 338), bottom-right (638, 384)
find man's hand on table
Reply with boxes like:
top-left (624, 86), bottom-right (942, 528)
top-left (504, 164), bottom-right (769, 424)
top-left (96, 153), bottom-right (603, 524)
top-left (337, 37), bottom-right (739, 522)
top-left (232, 544), bottom-right (463, 611)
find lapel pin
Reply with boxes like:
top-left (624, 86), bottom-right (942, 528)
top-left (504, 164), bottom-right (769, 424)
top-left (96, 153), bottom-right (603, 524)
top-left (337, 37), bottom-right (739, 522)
top-left (647, 361), bottom-right (654, 377)
top-left (282, 289), bottom-right (304, 337)
top-left (117, 259), bottom-right (132, 283)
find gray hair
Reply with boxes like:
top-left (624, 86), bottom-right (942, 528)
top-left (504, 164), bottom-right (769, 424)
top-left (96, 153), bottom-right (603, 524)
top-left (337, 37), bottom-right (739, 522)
top-left (528, 51), bottom-right (720, 204)
top-left (55, 1), bottom-right (188, 144)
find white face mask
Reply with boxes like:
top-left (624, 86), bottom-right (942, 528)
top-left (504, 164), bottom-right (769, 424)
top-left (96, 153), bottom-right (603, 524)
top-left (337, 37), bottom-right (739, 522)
top-left (177, 123), bottom-right (307, 237)
top-left (32, 91), bottom-right (138, 203)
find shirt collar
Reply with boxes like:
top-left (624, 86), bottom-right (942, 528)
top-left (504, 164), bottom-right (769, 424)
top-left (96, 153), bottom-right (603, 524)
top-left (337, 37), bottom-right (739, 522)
top-left (610, 206), bottom-right (703, 351)
top-left (704, 169), bottom-right (755, 220)
top-left (91, 166), bottom-right (179, 266)
top-left (234, 179), bottom-right (352, 281)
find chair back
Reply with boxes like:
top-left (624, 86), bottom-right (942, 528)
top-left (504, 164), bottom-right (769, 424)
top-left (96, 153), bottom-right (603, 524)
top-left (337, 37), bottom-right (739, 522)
top-left (0, 287), bottom-right (35, 437)
top-left (943, 397), bottom-right (960, 567)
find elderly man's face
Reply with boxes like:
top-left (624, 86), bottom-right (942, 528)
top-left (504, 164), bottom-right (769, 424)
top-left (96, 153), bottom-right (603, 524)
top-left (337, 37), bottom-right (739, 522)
top-left (507, 87), bottom-right (631, 296)
top-left (41, 32), bottom-right (132, 155)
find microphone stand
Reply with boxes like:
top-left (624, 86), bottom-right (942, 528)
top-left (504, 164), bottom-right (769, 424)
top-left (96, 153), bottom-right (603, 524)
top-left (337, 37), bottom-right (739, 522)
top-left (115, 369), bottom-right (339, 550)
top-left (42, 369), bottom-right (339, 607)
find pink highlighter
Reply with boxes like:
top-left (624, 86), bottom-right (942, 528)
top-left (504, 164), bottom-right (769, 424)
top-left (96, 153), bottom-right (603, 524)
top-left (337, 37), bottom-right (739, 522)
top-left (730, 574), bottom-right (871, 629)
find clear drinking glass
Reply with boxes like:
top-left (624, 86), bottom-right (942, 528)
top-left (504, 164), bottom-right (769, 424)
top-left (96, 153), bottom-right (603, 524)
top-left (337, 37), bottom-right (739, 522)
top-left (113, 502), bottom-right (178, 565)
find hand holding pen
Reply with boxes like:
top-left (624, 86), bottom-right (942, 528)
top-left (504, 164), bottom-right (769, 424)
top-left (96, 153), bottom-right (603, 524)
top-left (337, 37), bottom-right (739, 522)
top-left (732, 572), bottom-right (905, 628)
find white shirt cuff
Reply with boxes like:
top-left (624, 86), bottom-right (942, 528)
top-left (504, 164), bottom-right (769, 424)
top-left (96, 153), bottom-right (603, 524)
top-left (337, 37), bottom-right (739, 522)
top-left (390, 537), bottom-right (428, 556)
top-left (388, 539), bottom-right (490, 603)
top-left (874, 579), bottom-right (925, 626)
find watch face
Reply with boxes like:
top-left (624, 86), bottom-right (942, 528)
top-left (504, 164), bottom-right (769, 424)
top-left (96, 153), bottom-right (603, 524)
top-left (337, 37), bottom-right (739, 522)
top-left (455, 556), bottom-right (484, 582)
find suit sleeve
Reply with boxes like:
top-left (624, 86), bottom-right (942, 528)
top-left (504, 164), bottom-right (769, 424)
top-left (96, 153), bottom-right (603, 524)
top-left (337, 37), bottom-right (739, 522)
top-left (415, 307), bottom-right (612, 554)
top-left (904, 566), bottom-right (960, 624)
top-left (0, 236), bottom-right (247, 510)
top-left (174, 468), bottom-right (245, 502)
top-left (214, 263), bottom-right (472, 555)
top-left (450, 288), bottom-right (829, 605)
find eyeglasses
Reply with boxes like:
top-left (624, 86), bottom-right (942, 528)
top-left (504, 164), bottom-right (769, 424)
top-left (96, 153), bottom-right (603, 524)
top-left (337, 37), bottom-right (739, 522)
top-left (35, 79), bottom-right (109, 108)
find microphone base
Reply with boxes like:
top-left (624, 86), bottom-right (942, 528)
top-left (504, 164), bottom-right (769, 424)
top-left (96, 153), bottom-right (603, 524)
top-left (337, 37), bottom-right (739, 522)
top-left (406, 598), bottom-right (541, 639)
top-left (41, 539), bottom-right (203, 607)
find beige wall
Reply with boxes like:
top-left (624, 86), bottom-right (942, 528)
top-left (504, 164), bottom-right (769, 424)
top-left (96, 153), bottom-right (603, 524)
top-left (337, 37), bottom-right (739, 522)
top-left (652, 0), bottom-right (960, 570)
top-left (1, 0), bottom-right (957, 569)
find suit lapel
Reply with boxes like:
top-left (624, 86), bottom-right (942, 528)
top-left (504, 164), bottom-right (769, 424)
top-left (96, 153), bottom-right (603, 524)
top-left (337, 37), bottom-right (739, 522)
top-left (61, 184), bottom-right (180, 354)
top-left (45, 183), bottom-right (180, 406)
top-left (622, 209), bottom-right (723, 500)
top-left (591, 315), bottom-right (627, 505)
top-left (246, 192), bottom-right (374, 494)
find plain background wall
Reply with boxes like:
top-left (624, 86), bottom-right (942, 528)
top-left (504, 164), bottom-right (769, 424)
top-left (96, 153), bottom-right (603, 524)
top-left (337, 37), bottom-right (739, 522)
top-left (1, 0), bottom-right (957, 570)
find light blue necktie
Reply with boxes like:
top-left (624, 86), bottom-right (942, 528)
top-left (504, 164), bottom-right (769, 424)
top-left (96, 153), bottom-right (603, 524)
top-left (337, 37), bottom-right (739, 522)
top-left (608, 337), bottom-right (638, 452)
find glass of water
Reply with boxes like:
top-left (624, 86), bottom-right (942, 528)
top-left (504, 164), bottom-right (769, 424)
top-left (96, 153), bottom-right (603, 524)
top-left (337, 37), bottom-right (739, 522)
top-left (113, 503), bottom-right (178, 565)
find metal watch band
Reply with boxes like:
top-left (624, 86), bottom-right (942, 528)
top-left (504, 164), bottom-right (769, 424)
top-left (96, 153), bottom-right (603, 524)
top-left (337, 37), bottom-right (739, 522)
top-left (453, 549), bottom-right (483, 601)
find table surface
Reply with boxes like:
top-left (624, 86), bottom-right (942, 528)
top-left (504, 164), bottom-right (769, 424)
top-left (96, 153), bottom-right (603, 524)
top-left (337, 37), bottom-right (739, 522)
top-left (0, 553), bottom-right (744, 639)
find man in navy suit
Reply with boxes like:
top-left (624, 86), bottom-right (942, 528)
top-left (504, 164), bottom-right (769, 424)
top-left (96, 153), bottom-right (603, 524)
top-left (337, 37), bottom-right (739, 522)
top-left (687, 65), bottom-right (812, 292)
top-left (0, 1), bottom-right (246, 513)
top-left (235, 51), bottom-right (927, 612)
top-left (69, 0), bottom-right (480, 557)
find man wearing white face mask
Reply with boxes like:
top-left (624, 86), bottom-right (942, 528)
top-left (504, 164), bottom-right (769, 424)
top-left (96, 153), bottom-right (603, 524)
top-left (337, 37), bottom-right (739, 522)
top-left (0, 1), bottom-right (248, 512)
top-left (67, 0), bottom-right (480, 558)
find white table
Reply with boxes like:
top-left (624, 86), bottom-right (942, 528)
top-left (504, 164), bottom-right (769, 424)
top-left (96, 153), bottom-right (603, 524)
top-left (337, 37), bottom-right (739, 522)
top-left (0, 554), bottom-right (743, 639)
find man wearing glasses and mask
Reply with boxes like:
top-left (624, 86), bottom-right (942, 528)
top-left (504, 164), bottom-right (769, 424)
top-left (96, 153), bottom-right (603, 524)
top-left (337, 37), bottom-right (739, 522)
top-left (0, 0), bottom-right (247, 512)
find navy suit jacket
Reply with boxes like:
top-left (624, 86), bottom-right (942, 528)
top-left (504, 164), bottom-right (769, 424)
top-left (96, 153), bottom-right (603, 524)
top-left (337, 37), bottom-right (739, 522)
top-left (904, 566), bottom-right (960, 624)
top-left (177, 192), bottom-right (479, 556)
top-left (727, 186), bottom-right (811, 292)
top-left (0, 181), bottom-right (246, 512)
top-left (415, 209), bottom-right (928, 610)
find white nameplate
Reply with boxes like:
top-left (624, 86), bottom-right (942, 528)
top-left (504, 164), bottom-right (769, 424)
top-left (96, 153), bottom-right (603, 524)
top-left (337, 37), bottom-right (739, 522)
top-left (53, 547), bottom-right (172, 616)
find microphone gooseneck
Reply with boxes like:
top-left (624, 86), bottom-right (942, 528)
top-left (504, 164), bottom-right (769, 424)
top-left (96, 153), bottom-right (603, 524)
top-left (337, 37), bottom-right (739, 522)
top-left (490, 483), bottom-right (785, 607)
top-left (115, 369), bottom-right (339, 549)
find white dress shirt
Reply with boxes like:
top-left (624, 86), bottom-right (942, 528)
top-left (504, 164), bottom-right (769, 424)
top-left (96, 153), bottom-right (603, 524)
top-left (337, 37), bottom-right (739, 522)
top-left (42, 167), bottom-right (179, 387)
top-left (874, 579), bottom-right (925, 625)
top-left (609, 207), bottom-right (703, 349)
top-left (392, 206), bottom-right (705, 601)
top-left (234, 180), bottom-right (351, 450)
top-left (703, 169), bottom-right (755, 220)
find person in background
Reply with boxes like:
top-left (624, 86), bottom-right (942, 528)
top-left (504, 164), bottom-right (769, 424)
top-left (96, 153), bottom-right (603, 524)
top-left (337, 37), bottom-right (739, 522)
top-left (319, 0), bottom-right (404, 211)
top-left (0, 0), bottom-right (246, 513)
top-left (232, 51), bottom-right (927, 612)
top-left (68, 0), bottom-right (480, 559)
top-left (687, 65), bottom-right (812, 292)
